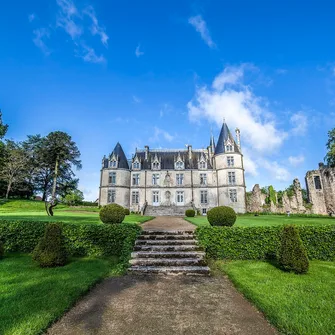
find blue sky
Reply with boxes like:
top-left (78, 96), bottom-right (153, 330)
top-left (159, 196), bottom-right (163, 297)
top-left (1, 0), bottom-right (335, 200)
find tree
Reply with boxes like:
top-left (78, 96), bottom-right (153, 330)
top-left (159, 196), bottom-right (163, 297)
top-left (41, 132), bottom-right (81, 215)
top-left (325, 128), bottom-right (335, 167)
top-left (61, 189), bottom-right (84, 206)
top-left (0, 140), bottom-right (29, 198)
top-left (0, 110), bottom-right (8, 161)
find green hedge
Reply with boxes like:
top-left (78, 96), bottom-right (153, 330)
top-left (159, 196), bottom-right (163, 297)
top-left (195, 225), bottom-right (335, 261)
top-left (0, 220), bottom-right (141, 267)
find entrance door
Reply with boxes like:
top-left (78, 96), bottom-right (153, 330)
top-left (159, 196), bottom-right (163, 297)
top-left (176, 191), bottom-right (184, 206)
top-left (152, 191), bottom-right (159, 206)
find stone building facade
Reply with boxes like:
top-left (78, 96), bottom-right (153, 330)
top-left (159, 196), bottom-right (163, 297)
top-left (99, 122), bottom-right (247, 215)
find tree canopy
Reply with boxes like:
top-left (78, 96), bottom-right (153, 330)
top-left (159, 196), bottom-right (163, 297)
top-left (325, 128), bottom-right (335, 167)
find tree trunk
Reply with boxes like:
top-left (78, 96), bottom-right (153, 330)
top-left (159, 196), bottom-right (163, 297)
top-left (42, 191), bottom-right (47, 202)
top-left (5, 180), bottom-right (12, 199)
top-left (51, 157), bottom-right (59, 201)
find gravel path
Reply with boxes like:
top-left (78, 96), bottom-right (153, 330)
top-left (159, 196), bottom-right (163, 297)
top-left (142, 216), bottom-right (196, 231)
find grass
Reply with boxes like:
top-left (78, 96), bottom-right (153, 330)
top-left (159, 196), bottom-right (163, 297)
top-left (215, 260), bottom-right (335, 335)
top-left (0, 253), bottom-right (122, 335)
top-left (0, 199), bottom-right (154, 224)
top-left (185, 214), bottom-right (335, 227)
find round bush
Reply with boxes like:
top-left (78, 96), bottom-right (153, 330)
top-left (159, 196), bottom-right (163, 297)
top-left (207, 206), bottom-right (237, 227)
top-left (124, 208), bottom-right (130, 216)
top-left (32, 223), bottom-right (68, 267)
top-left (100, 203), bottom-right (125, 224)
top-left (185, 209), bottom-right (195, 217)
top-left (0, 240), bottom-right (4, 259)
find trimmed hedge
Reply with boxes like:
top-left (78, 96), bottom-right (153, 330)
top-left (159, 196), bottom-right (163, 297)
top-left (207, 206), bottom-right (237, 226)
top-left (124, 208), bottom-right (130, 216)
top-left (195, 225), bottom-right (335, 260)
top-left (100, 203), bottom-right (125, 224)
top-left (0, 220), bottom-right (141, 267)
top-left (0, 240), bottom-right (3, 259)
top-left (185, 209), bottom-right (195, 217)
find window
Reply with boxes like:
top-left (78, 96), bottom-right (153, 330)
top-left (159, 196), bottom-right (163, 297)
top-left (227, 156), bottom-right (234, 167)
top-left (199, 161), bottom-right (206, 169)
top-left (152, 173), bottom-right (160, 185)
top-left (107, 190), bottom-right (116, 203)
top-left (176, 173), bottom-right (184, 185)
top-left (176, 191), bottom-right (184, 204)
top-left (152, 162), bottom-right (160, 170)
top-left (200, 190), bottom-right (208, 204)
top-left (132, 173), bottom-right (140, 186)
top-left (202, 208), bottom-right (207, 215)
top-left (314, 176), bottom-right (322, 190)
top-left (133, 161), bottom-right (140, 169)
top-left (229, 189), bottom-right (237, 203)
top-left (110, 160), bottom-right (117, 168)
top-left (152, 191), bottom-right (159, 204)
top-left (108, 172), bottom-right (116, 184)
top-left (132, 191), bottom-right (139, 204)
top-left (226, 145), bottom-right (233, 152)
top-left (228, 172), bottom-right (236, 185)
top-left (175, 161), bottom-right (184, 169)
top-left (200, 173), bottom-right (207, 185)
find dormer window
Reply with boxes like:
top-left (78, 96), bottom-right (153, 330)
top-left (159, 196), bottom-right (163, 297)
top-left (226, 145), bottom-right (233, 152)
top-left (110, 160), bottom-right (117, 168)
top-left (133, 161), bottom-right (140, 170)
top-left (175, 161), bottom-right (184, 170)
top-left (152, 162), bottom-right (160, 170)
top-left (199, 161), bottom-right (206, 169)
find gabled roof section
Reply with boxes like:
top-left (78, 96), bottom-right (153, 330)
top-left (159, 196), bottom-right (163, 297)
top-left (214, 122), bottom-right (240, 155)
top-left (111, 142), bottom-right (129, 169)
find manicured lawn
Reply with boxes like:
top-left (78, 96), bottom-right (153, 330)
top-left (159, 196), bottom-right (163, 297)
top-left (215, 260), bottom-right (335, 335)
top-left (0, 253), bottom-right (121, 335)
top-left (185, 215), bottom-right (335, 227)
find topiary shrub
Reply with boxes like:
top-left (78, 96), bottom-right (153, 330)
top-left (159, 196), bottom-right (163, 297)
top-left (124, 208), bottom-right (130, 216)
top-left (100, 203), bottom-right (125, 224)
top-left (185, 209), bottom-right (195, 217)
top-left (278, 225), bottom-right (309, 274)
top-left (32, 223), bottom-right (68, 267)
top-left (0, 240), bottom-right (4, 259)
top-left (207, 206), bottom-right (237, 227)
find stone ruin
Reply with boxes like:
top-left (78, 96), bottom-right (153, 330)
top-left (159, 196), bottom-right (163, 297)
top-left (247, 164), bottom-right (335, 215)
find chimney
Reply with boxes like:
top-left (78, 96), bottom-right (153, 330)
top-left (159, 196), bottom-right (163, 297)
top-left (187, 145), bottom-right (192, 160)
top-left (145, 145), bottom-right (149, 160)
top-left (235, 128), bottom-right (241, 150)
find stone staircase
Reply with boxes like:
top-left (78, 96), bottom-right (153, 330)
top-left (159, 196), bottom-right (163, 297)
top-left (129, 230), bottom-right (210, 275)
top-left (144, 205), bottom-right (191, 216)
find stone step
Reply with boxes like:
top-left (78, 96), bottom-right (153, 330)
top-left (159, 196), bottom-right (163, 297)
top-left (131, 251), bottom-right (206, 259)
top-left (135, 239), bottom-right (197, 246)
top-left (134, 245), bottom-right (201, 252)
top-left (129, 265), bottom-right (210, 275)
top-left (130, 258), bottom-right (207, 267)
top-left (141, 230), bottom-right (194, 236)
top-left (138, 234), bottom-right (195, 240)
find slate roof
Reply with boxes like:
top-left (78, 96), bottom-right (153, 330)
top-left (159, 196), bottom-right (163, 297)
top-left (103, 142), bottom-right (129, 169)
top-left (214, 122), bottom-right (240, 155)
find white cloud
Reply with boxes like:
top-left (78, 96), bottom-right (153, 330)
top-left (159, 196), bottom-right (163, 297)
top-left (33, 28), bottom-right (50, 55)
top-left (83, 5), bottom-right (109, 47)
top-left (79, 45), bottom-right (105, 63)
top-left (159, 103), bottom-right (173, 118)
top-left (132, 95), bottom-right (141, 103)
top-left (187, 64), bottom-right (287, 154)
top-left (135, 44), bottom-right (144, 57)
top-left (288, 155), bottom-right (305, 166)
top-left (188, 15), bottom-right (216, 48)
top-left (262, 160), bottom-right (291, 182)
top-left (243, 150), bottom-right (258, 177)
top-left (28, 13), bottom-right (36, 22)
top-left (290, 112), bottom-right (308, 135)
top-left (276, 69), bottom-right (288, 75)
top-left (149, 127), bottom-right (174, 143)
top-left (56, 0), bottom-right (82, 39)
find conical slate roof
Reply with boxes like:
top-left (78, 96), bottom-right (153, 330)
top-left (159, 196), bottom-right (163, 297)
top-left (214, 122), bottom-right (240, 155)
top-left (111, 142), bottom-right (129, 169)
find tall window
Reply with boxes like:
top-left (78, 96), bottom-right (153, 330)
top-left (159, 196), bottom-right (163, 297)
top-left (229, 189), bottom-right (237, 203)
top-left (133, 161), bottom-right (140, 169)
top-left (228, 172), bottom-right (236, 185)
top-left (108, 172), bottom-right (116, 184)
top-left (132, 173), bottom-right (140, 186)
top-left (107, 190), bottom-right (116, 203)
top-left (314, 176), bottom-right (322, 190)
top-left (200, 190), bottom-right (208, 204)
top-left (132, 191), bottom-right (139, 204)
top-left (152, 162), bottom-right (160, 170)
top-left (110, 160), bottom-right (117, 168)
top-left (152, 173), bottom-right (160, 185)
top-left (152, 191), bottom-right (159, 204)
top-left (176, 191), bottom-right (184, 204)
top-left (175, 161), bottom-right (184, 169)
top-left (176, 173), bottom-right (184, 185)
top-left (200, 173), bottom-right (207, 185)
top-left (199, 161), bottom-right (206, 169)
top-left (226, 145), bottom-right (233, 152)
top-left (227, 156), bottom-right (234, 167)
